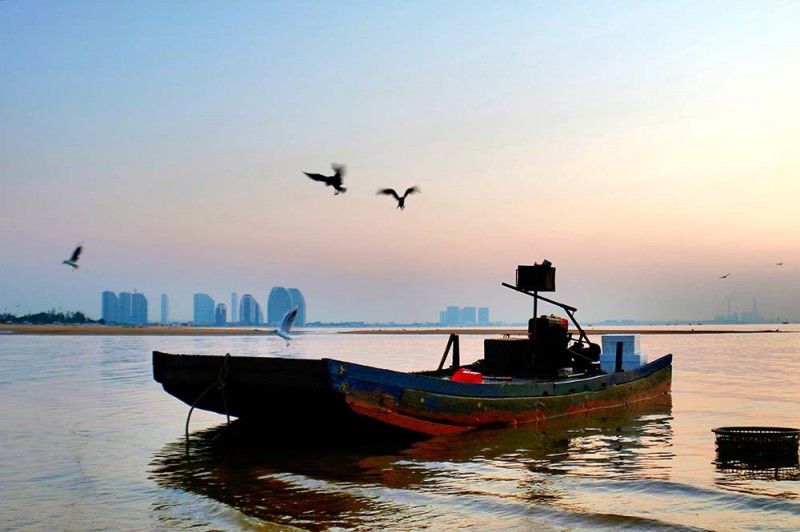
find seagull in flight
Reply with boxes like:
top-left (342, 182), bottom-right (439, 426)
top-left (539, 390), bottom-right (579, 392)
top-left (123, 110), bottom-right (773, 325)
top-left (719, 273), bottom-right (731, 279)
top-left (276, 306), bottom-right (299, 346)
top-left (377, 186), bottom-right (420, 210)
top-left (62, 243), bottom-right (83, 270)
top-left (304, 164), bottom-right (347, 195)
top-left (776, 262), bottom-right (784, 266)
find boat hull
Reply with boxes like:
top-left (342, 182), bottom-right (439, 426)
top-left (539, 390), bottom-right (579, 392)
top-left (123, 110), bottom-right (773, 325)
top-left (327, 355), bottom-right (672, 435)
top-left (153, 351), bottom-right (352, 428)
top-left (154, 351), bottom-right (672, 437)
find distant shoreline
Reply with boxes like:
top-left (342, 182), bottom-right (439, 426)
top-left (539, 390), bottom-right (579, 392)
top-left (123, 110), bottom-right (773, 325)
top-left (343, 328), bottom-right (788, 335)
top-left (0, 324), bottom-right (789, 336)
top-left (0, 324), bottom-right (275, 335)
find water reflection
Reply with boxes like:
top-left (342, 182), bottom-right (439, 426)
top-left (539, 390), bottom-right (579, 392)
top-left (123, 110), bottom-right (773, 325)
top-left (149, 395), bottom-right (673, 530)
top-left (714, 446), bottom-right (800, 484)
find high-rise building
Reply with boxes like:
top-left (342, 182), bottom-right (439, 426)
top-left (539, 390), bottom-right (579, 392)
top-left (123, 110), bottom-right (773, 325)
top-left (101, 291), bottom-right (147, 325)
top-left (287, 288), bottom-right (306, 326)
top-left (459, 307), bottom-right (476, 325)
top-left (215, 303), bottom-right (227, 326)
top-left (439, 306), bottom-right (488, 326)
top-left (230, 292), bottom-right (238, 324)
top-left (267, 287), bottom-right (293, 325)
top-left (160, 294), bottom-right (169, 324)
top-left (445, 306), bottom-right (459, 326)
top-left (118, 292), bottom-right (132, 324)
top-left (131, 292), bottom-right (148, 325)
top-left (102, 291), bottom-right (119, 324)
top-left (193, 293), bottom-right (215, 326)
top-left (239, 294), bottom-right (262, 326)
top-left (478, 307), bottom-right (489, 326)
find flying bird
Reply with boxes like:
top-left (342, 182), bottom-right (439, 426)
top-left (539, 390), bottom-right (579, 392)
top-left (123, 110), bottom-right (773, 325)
top-left (276, 306), bottom-right (299, 346)
top-left (377, 186), bottom-right (420, 210)
top-left (776, 262), bottom-right (784, 266)
top-left (304, 164), bottom-right (347, 195)
top-left (62, 244), bottom-right (83, 270)
top-left (719, 273), bottom-right (731, 279)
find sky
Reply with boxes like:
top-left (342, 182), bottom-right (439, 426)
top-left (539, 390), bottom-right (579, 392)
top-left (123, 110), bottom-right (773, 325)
top-left (2, 1), bottom-right (799, 324)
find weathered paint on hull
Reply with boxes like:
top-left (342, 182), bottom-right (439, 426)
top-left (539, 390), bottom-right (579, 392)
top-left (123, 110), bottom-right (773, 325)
top-left (331, 356), bottom-right (672, 436)
top-left (154, 351), bottom-right (672, 438)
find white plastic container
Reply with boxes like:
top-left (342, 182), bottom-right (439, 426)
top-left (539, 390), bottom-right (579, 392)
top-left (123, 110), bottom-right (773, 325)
top-left (600, 334), bottom-right (647, 373)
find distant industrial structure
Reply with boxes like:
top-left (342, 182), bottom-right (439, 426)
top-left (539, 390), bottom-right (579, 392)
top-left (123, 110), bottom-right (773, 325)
top-left (713, 296), bottom-right (767, 324)
top-left (101, 291), bottom-right (148, 325)
top-left (439, 306), bottom-right (489, 326)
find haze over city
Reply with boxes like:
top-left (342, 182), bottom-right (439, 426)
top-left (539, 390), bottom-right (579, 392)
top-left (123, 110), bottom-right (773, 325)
top-left (2, 1), bottom-right (799, 324)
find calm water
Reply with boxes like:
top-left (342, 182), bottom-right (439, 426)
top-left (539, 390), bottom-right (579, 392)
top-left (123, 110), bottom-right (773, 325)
top-left (2, 326), bottom-right (800, 531)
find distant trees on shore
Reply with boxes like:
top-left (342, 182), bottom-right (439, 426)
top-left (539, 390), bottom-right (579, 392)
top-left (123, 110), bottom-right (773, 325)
top-left (0, 309), bottom-right (100, 325)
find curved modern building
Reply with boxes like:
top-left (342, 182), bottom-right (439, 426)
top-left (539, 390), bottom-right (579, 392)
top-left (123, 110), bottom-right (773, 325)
top-left (239, 294), bottom-right (263, 326)
top-left (267, 286), bottom-right (306, 326)
top-left (193, 293), bottom-right (215, 326)
top-left (287, 288), bottom-right (306, 326)
top-left (267, 287), bottom-right (293, 325)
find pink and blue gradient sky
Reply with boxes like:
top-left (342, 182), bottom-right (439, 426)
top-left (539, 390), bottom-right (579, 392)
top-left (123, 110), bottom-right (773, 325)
top-left (2, 1), bottom-right (799, 323)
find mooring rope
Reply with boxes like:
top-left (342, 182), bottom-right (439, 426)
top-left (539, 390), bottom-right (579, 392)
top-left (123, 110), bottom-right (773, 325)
top-left (184, 353), bottom-right (231, 445)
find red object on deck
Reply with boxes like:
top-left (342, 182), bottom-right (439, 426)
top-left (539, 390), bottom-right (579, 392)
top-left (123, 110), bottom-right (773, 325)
top-left (451, 368), bottom-right (483, 384)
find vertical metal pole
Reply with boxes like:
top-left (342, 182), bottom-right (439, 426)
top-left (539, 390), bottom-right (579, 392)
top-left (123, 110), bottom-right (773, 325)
top-left (615, 341), bottom-right (623, 373)
top-left (437, 334), bottom-right (455, 371)
top-left (452, 335), bottom-right (460, 368)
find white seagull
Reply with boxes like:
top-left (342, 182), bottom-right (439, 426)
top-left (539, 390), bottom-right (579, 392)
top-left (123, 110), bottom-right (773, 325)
top-left (62, 243), bottom-right (83, 270)
top-left (276, 306), bottom-right (299, 346)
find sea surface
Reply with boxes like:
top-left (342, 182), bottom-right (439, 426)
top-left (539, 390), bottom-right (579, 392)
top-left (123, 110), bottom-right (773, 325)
top-left (2, 325), bottom-right (800, 531)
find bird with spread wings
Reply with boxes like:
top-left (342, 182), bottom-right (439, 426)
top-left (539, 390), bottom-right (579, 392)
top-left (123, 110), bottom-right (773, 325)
top-left (62, 244), bottom-right (83, 270)
top-left (377, 186), bottom-right (420, 210)
top-left (304, 164), bottom-right (347, 195)
top-left (276, 306), bottom-right (299, 346)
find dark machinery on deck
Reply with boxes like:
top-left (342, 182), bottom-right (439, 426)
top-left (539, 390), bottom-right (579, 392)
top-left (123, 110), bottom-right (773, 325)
top-left (483, 261), bottom-right (601, 378)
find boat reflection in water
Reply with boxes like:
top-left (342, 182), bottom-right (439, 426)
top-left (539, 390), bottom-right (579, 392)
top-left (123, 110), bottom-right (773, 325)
top-left (149, 394), bottom-right (673, 530)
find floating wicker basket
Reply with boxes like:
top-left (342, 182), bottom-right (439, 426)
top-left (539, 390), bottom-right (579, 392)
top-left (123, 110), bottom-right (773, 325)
top-left (712, 426), bottom-right (800, 447)
top-left (712, 426), bottom-right (800, 471)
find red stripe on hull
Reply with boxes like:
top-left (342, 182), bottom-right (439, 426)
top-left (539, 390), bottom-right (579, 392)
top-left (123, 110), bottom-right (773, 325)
top-left (346, 397), bottom-right (476, 435)
top-left (343, 368), bottom-right (671, 436)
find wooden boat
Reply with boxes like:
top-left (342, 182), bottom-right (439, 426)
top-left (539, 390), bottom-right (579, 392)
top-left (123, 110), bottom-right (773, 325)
top-left (153, 263), bottom-right (673, 436)
top-left (152, 353), bottom-right (393, 435)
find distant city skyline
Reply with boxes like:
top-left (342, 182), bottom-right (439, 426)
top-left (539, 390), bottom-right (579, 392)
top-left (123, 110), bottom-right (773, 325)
top-left (2, 3), bottom-right (799, 324)
top-left (0, 287), bottom-right (788, 325)
top-left (101, 291), bottom-right (147, 325)
top-left (180, 288), bottom-right (307, 326)
top-left (64, 289), bottom-right (788, 325)
top-left (438, 306), bottom-right (491, 327)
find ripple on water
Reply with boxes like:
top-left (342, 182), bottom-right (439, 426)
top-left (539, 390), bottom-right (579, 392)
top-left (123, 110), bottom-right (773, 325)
top-left (3, 330), bottom-right (800, 530)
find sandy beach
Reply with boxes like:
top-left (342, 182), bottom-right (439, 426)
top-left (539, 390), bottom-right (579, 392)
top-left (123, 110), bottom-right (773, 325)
top-left (0, 324), bottom-right (786, 336)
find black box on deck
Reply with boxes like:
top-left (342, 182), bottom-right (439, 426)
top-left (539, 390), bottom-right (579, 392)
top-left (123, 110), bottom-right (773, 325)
top-left (484, 338), bottom-right (532, 373)
top-left (516, 264), bottom-right (555, 292)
